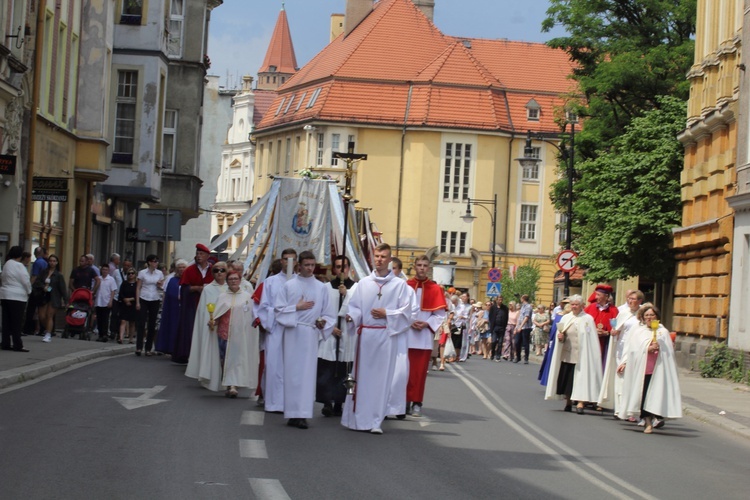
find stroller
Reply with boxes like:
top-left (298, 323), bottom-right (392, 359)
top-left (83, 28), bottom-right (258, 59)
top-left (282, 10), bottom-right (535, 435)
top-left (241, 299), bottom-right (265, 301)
top-left (63, 288), bottom-right (94, 340)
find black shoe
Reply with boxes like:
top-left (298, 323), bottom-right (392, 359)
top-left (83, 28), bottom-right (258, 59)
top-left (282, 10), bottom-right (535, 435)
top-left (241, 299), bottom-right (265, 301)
top-left (0, 346), bottom-right (11, 351)
top-left (321, 404), bottom-right (333, 417)
top-left (523, 360), bottom-right (529, 364)
top-left (287, 418), bottom-right (299, 427)
top-left (333, 403), bottom-right (343, 416)
top-left (576, 406), bottom-right (585, 415)
top-left (564, 405), bottom-right (572, 412)
top-left (513, 359), bottom-right (520, 363)
top-left (297, 419), bottom-right (309, 429)
top-left (135, 351), bottom-right (141, 356)
top-left (13, 348), bottom-right (30, 353)
top-left (396, 414), bottom-right (406, 420)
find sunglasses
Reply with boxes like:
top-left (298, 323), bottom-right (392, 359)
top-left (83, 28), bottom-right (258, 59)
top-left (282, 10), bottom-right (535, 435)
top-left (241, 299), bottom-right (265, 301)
top-left (127, 272), bottom-right (136, 276)
top-left (212, 268), bottom-right (227, 274)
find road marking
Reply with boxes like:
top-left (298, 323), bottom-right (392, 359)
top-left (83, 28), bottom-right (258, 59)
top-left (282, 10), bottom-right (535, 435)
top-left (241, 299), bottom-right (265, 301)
top-left (84, 386), bottom-right (169, 410)
top-left (450, 364), bottom-right (657, 500)
top-left (239, 439), bottom-right (268, 459)
top-left (241, 411), bottom-right (265, 426)
top-left (248, 478), bottom-right (291, 499)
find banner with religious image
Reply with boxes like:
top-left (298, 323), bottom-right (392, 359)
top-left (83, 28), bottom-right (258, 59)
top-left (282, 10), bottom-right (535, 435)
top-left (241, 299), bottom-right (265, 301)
top-left (273, 177), bottom-right (331, 263)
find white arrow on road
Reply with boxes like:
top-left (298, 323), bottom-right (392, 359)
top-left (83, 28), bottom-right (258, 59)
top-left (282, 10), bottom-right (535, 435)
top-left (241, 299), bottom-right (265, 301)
top-left (88, 386), bottom-right (169, 410)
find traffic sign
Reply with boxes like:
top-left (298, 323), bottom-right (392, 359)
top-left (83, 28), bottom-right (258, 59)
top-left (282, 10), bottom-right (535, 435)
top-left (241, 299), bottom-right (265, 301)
top-left (486, 282), bottom-right (502, 297)
top-left (488, 267), bottom-right (501, 282)
top-left (556, 249), bottom-right (579, 272)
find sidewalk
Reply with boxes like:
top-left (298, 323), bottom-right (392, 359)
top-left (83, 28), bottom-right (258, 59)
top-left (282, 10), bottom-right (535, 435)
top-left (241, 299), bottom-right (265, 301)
top-left (3, 337), bottom-right (750, 440)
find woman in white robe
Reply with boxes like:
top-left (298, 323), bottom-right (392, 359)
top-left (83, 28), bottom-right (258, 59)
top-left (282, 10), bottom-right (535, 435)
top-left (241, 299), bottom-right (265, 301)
top-left (185, 262), bottom-right (228, 392)
top-left (617, 303), bottom-right (682, 434)
top-left (213, 271), bottom-right (258, 397)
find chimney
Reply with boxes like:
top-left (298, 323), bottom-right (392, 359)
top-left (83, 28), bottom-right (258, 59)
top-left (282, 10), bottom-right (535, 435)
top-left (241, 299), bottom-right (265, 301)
top-left (345, 0), bottom-right (373, 37)
top-left (331, 13), bottom-right (344, 42)
top-left (412, 0), bottom-right (435, 21)
top-left (242, 76), bottom-right (254, 92)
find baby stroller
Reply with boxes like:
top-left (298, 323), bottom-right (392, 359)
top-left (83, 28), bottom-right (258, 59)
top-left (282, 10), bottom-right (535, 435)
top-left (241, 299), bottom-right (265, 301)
top-left (63, 288), bottom-right (94, 340)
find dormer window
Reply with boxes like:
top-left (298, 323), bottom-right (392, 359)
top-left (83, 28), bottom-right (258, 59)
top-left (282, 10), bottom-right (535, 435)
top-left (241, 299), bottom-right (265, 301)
top-left (526, 99), bottom-right (541, 121)
top-left (269, 65), bottom-right (277, 72)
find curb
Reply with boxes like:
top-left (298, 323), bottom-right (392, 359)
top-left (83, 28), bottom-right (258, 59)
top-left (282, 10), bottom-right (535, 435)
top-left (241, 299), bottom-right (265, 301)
top-left (0, 345), bottom-right (133, 389)
top-left (681, 401), bottom-right (750, 441)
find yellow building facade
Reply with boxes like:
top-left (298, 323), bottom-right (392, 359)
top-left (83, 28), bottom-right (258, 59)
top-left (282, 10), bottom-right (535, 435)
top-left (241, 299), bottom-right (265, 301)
top-left (674, 0), bottom-right (742, 339)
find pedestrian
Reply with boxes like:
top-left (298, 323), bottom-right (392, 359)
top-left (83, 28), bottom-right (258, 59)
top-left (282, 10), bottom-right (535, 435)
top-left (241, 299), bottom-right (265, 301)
top-left (211, 270), bottom-right (258, 398)
top-left (453, 292), bottom-right (470, 360)
top-left (185, 261), bottom-right (229, 391)
top-left (69, 255), bottom-right (100, 293)
top-left (155, 259), bottom-right (187, 355)
top-left (0, 246), bottom-right (32, 352)
top-left (173, 243), bottom-right (214, 364)
top-left (478, 301), bottom-right (492, 359)
top-left (532, 304), bottom-right (551, 356)
top-left (341, 243), bottom-right (415, 434)
top-left (544, 294), bottom-right (603, 414)
top-left (117, 268), bottom-right (138, 344)
top-left (108, 253), bottom-right (124, 340)
top-left (405, 255), bottom-right (447, 417)
top-left (34, 254), bottom-right (68, 343)
top-left (488, 295), bottom-right (508, 361)
top-left (24, 246), bottom-right (48, 336)
top-left (539, 297), bottom-right (571, 386)
top-left (135, 254), bottom-right (164, 356)
top-left (276, 250), bottom-right (334, 429)
top-left (617, 304), bottom-right (682, 433)
top-left (94, 264), bottom-right (118, 342)
top-left (503, 301), bottom-right (518, 360)
top-left (598, 290), bottom-right (644, 417)
top-left (585, 284), bottom-right (619, 368)
top-left (255, 248), bottom-right (297, 412)
top-left (514, 294), bottom-right (533, 364)
top-left (391, 257), bottom-right (407, 279)
top-left (251, 258), bottom-right (284, 407)
top-left (317, 255), bottom-right (355, 418)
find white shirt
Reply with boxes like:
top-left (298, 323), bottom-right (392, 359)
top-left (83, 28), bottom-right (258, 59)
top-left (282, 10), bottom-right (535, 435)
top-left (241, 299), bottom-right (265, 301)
top-left (95, 275), bottom-right (118, 308)
top-left (0, 259), bottom-right (32, 301)
top-left (137, 268), bottom-right (164, 302)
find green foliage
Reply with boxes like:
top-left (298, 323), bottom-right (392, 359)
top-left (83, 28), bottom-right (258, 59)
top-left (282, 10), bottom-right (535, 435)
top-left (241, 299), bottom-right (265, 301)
top-left (570, 96), bottom-right (685, 282)
top-left (542, 0), bottom-right (696, 157)
top-left (500, 260), bottom-right (542, 303)
top-left (699, 342), bottom-right (748, 384)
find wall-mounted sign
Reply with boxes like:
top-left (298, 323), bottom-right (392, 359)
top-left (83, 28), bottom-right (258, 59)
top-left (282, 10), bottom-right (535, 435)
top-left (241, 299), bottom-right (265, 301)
top-left (32, 177), bottom-right (69, 202)
top-left (0, 154), bottom-right (16, 175)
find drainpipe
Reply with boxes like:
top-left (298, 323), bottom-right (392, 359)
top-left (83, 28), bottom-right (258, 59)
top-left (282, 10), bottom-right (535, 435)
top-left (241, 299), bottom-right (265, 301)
top-left (24, 0), bottom-right (45, 248)
top-left (396, 83), bottom-right (413, 253)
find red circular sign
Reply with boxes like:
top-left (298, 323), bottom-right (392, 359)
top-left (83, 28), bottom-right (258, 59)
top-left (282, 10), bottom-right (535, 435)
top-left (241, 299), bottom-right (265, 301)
top-left (488, 268), bottom-right (501, 282)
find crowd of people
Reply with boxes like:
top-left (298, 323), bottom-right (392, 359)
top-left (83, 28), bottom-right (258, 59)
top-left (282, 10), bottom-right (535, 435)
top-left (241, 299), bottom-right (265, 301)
top-left (1, 243), bottom-right (682, 436)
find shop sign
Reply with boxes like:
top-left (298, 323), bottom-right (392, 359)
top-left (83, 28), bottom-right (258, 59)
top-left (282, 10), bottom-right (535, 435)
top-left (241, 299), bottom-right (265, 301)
top-left (32, 177), bottom-right (68, 202)
top-left (0, 155), bottom-right (16, 175)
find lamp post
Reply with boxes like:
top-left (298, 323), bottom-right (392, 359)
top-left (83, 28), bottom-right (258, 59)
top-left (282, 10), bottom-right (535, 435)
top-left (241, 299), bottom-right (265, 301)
top-left (516, 123), bottom-right (575, 296)
top-left (461, 193), bottom-right (498, 269)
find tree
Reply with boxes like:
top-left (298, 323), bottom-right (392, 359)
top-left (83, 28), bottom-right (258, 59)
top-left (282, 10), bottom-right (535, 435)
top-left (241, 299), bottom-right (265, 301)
top-left (571, 96), bottom-right (685, 282)
top-left (500, 260), bottom-right (542, 303)
top-left (543, 0), bottom-right (696, 159)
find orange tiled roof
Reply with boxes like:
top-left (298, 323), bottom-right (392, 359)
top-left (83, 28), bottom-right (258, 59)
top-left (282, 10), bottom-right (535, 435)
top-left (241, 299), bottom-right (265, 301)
top-left (258, 6), bottom-right (298, 74)
top-left (253, 89), bottom-right (277, 127)
top-left (257, 0), bottom-right (576, 133)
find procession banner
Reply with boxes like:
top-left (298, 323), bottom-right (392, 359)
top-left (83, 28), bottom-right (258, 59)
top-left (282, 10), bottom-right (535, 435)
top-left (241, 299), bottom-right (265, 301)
top-left (273, 177), bottom-right (331, 262)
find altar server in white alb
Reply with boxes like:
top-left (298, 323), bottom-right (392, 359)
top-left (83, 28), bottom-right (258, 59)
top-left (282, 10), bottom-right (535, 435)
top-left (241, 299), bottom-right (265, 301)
top-left (255, 248), bottom-right (297, 412)
top-left (275, 251), bottom-right (334, 429)
top-left (342, 243), bottom-right (415, 434)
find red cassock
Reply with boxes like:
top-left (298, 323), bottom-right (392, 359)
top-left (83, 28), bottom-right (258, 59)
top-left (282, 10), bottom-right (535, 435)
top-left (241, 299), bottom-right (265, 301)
top-left (584, 302), bottom-right (618, 367)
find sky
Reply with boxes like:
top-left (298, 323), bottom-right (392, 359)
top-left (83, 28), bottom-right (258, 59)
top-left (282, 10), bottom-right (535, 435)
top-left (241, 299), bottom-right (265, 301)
top-left (207, 0), bottom-right (568, 89)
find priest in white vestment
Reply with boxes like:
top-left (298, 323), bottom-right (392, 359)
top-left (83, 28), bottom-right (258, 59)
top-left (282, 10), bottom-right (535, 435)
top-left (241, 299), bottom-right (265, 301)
top-left (213, 271), bottom-right (258, 397)
top-left (617, 303), bottom-right (682, 433)
top-left (545, 294), bottom-right (602, 414)
top-left (255, 248), bottom-right (298, 412)
top-left (275, 251), bottom-right (334, 429)
top-left (185, 262), bottom-right (229, 392)
top-left (342, 244), bottom-right (415, 434)
top-left (598, 290), bottom-right (643, 414)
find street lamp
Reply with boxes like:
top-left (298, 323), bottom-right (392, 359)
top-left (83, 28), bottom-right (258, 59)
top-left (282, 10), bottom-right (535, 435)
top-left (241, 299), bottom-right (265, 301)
top-left (461, 193), bottom-right (498, 269)
top-left (516, 123), bottom-right (576, 296)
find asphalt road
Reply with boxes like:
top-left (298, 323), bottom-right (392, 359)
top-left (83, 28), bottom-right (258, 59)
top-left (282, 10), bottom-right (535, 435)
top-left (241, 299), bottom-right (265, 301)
top-left (0, 354), bottom-right (747, 499)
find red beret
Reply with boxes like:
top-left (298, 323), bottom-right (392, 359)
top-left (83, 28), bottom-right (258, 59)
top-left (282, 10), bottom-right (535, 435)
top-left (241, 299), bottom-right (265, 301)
top-left (207, 256), bottom-right (218, 265)
top-left (196, 243), bottom-right (210, 254)
top-left (595, 284), bottom-right (613, 294)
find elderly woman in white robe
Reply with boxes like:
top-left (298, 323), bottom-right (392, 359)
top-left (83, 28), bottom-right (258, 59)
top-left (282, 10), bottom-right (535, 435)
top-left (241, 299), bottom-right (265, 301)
top-left (212, 271), bottom-right (259, 398)
top-left (185, 261), bottom-right (228, 392)
top-left (616, 303), bottom-right (682, 434)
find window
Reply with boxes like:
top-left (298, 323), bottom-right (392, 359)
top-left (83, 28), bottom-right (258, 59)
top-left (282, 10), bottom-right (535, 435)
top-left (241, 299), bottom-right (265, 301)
top-left (285, 138), bottom-right (291, 173)
top-left (521, 146), bottom-right (541, 180)
top-left (113, 70), bottom-right (138, 164)
top-left (316, 133), bottom-right (324, 166)
top-left (307, 87), bottom-right (322, 108)
top-left (295, 92), bottom-right (306, 111)
top-left (440, 231), bottom-right (467, 255)
top-left (519, 205), bottom-right (538, 240)
top-left (275, 97), bottom-right (286, 116)
top-left (161, 110), bottom-right (177, 171)
top-left (167, 0), bottom-right (184, 57)
top-left (120, 0), bottom-right (143, 24)
top-left (526, 98), bottom-right (540, 121)
top-left (284, 95), bottom-right (294, 114)
top-left (258, 143), bottom-right (264, 177)
top-left (443, 142), bottom-right (471, 201)
top-left (331, 134), bottom-right (340, 166)
top-left (275, 140), bottom-right (282, 174)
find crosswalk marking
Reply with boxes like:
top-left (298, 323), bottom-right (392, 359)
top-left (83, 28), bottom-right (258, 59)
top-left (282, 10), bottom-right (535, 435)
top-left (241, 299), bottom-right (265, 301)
top-left (248, 478), bottom-right (291, 500)
top-left (239, 439), bottom-right (268, 459)
top-left (241, 411), bottom-right (265, 426)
